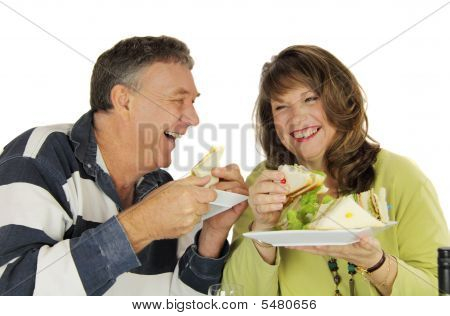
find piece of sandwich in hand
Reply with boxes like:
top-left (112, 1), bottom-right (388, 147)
top-left (275, 163), bottom-right (390, 230)
top-left (277, 164), bottom-right (328, 206)
top-left (276, 164), bottom-right (329, 230)
top-left (191, 146), bottom-right (224, 188)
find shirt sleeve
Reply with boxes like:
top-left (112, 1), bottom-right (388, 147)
top-left (0, 157), bottom-right (140, 295)
top-left (175, 229), bottom-right (230, 295)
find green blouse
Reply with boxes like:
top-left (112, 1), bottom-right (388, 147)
top-left (223, 149), bottom-right (449, 295)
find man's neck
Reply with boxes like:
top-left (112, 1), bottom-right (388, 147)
top-left (93, 111), bottom-right (152, 207)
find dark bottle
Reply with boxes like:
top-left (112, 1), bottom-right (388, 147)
top-left (438, 247), bottom-right (450, 296)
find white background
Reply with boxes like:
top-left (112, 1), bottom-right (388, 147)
top-left (0, 296), bottom-right (448, 315)
top-left (1, 0), bottom-right (449, 225)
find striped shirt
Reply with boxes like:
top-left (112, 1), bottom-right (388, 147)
top-left (0, 111), bottom-right (228, 296)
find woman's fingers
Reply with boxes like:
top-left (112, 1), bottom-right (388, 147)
top-left (253, 193), bottom-right (286, 205)
top-left (287, 237), bottom-right (383, 267)
top-left (255, 203), bottom-right (284, 214)
top-left (256, 170), bottom-right (285, 184)
top-left (248, 170), bottom-right (288, 227)
top-left (251, 181), bottom-right (288, 195)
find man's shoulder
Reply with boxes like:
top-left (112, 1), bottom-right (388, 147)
top-left (1, 124), bottom-right (73, 160)
top-left (0, 123), bottom-right (76, 178)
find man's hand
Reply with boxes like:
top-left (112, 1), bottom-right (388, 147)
top-left (118, 176), bottom-right (217, 253)
top-left (198, 164), bottom-right (249, 258)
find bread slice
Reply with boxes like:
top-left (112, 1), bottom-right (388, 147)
top-left (191, 146), bottom-right (224, 188)
top-left (306, 196), bottom-right (385, 230)
top-left (278, 164), bottom-right (328, 206)
top-left (278, 164), bottom-right (312, 194)
top-left (377, 188), bottom-right (390, 223)
top-left (355, 188), bottom-right (389, 223)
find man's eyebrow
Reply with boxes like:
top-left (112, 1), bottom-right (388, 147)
top-left (170, 88), bottom-right (200, 98)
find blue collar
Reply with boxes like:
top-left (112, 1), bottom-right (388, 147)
top-left (69, 110), bottom-right (173, 210)
top-left (69, 110), bottom-right (98, 178)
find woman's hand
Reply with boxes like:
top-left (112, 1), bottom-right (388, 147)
top-left (289, 236), bottom-right (398, 295)
top-left (248, 170), bottom-right (289, 231)
top-left (288, 236), bottom-right (383, 269)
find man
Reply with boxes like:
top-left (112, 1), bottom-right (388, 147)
top-left (0, 36), bottom-right (248, 295)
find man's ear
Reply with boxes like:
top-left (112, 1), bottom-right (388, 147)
top-left (110, 84), bottom-right (130, 112)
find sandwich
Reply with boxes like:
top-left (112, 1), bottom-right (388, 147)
top-left (305, 194), bottom-right (387, 230)
top-left (276, 164), bottom-right (389, 230)
top-left (276, 164), bottom-right (330, 230)
top-left (278, 164), bottom-right (329, 206)
top-left (191, 146), bottom-right (224, 188)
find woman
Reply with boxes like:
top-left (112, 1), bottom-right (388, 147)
top-left (223, 45), bottom-right (449, 295)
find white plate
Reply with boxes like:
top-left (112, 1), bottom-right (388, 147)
top-left (203, 190), bottom-right (248, 220)
top-left (244, 221), bottom-right (397, 246)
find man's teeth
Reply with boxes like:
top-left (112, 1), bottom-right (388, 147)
top-left (164, 131), bottom-right (182, 139)
top-left (293, 127), bottom-right (319, 139)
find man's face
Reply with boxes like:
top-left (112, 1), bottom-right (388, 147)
top-left (127, 62), bottom-right (200, 171)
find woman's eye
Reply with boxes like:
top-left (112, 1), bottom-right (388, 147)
top-left (274, 105), bottom-right (287, 111)
top-left (305, 96), bottom-right (319, 104)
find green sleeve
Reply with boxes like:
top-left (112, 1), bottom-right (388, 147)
top-left (223, 162), bottom-right (281, 295)
top-left (387, 161), bottom-right (449, 295)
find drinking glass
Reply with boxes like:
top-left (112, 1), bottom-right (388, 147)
top-left (207, 283), bottom-right (244, 296)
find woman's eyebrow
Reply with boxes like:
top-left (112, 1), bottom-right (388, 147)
top-left (272, 90), bottom-right (315, 104)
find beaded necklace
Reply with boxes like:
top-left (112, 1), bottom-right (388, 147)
top-left (323, 191), bottom-right (359, 295)
top-left (327, 258), bottom-right (357, 296)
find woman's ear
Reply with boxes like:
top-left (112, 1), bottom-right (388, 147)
top-left (110, 84), bottom-right (130, 112)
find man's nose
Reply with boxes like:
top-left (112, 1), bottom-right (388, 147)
top-left (181, 103), bottom-right (200, 127)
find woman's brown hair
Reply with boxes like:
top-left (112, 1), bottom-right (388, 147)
top-left (255, 45), bottom-right (380, 195)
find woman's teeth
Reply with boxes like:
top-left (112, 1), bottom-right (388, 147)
top-left (293, 127), bottom-right (320, 139)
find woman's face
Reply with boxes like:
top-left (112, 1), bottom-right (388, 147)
top-left (271, 85), bottom-right (336, 170)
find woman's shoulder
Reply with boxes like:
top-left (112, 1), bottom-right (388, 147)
top-left (374, 148), bottom-right (429, 186)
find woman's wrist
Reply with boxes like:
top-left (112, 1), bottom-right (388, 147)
top-left (358, 250), bottom-right (386, 273)
top-left (251, 220), bottom-right (274, 232)
top-left (362, 254), bottom-right (398, 296)
top-left (248, 220), bottom-right (277, 265)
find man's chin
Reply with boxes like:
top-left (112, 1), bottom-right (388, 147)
top-left (156, 156), bottom-right (172, 169)
top-left (139, 155), bottom-right (171, 173)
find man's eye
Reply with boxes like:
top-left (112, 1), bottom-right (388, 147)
top-left (172, 99), bottom-right (184, 104)
top-left (305, 96), bottom-right (319, 104)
